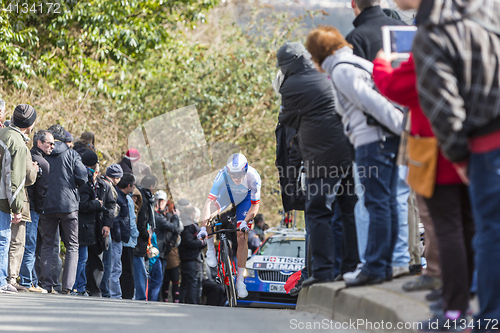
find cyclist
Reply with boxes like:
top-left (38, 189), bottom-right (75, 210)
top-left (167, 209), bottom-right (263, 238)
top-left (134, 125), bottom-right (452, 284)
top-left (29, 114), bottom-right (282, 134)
top-left (197, 153), bottom-right (261, 298)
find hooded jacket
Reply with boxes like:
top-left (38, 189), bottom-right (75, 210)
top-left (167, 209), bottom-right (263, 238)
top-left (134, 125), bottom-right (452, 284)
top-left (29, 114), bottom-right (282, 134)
top-left (178, 218), bottom-right (206, 262)
top-left (413, 0), bottom-right (500, 163)
top-left (78, 170), bottom-right (116, 249)
top-left (134, 187), bottom-right (155, 257)
top-left (43, 141), bottom-right (87, 214)
top-left (28, 146), bottom-right (50, 214)
top-left (112, 187), bottom-right (131, 243)
top-left (155, 211), bottom-right (180, 259)
top-left (321, 46), bottom-right (404, 149)
top-left (278, 55), bottom-right (353, 179)
top-left (345, 5), bottom-right (406, 61)
top-left (0, 126), bottom-right (29, 214)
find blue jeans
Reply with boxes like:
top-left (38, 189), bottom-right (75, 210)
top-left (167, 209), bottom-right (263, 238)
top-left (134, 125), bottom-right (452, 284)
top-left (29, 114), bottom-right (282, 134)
top-left (353, 162), bottom-right (369, 264)
top-left (109, 240), bottom-right (123, 299)
top-left (355, 137), bottom-right (400, 279)
top-left (134, 256), bottom-right (148, 300)
top-left (73, 245), bottom-right (88, 292)
top-left (469, 148), bottom-right (500, 327)
top-left (20, 211), bottom-right (39, 288)
top-left (148, 259), bottom-right (162, 301)
top-left (0, 210), bottom-right (11, 288)
top-left (100, 234), bottom-right (112, 297)
top-left (393, 166), bottom-right (411, 267)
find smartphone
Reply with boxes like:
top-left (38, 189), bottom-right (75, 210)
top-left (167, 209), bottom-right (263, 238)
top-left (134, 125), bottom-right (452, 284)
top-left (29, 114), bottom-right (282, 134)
top-left (382, 25), bottom-right (418, 60)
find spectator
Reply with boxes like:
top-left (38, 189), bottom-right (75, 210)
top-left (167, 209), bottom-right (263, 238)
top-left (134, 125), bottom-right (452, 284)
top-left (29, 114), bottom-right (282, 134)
top-left (345, 0), bottom-right (406, 61)
top-left (99, 164), bottom-right (123, 297)
top-left (63, 131), bottom-right (74, 149)
top-left (345, 0), bottom-right (411, 280)
top-left (277, 42), bottom-right (359, 288)
top-left (178, 206), bottom-right (206, 304)
top-left (252, 214), bottom-right (265, 241)
top-left (120, 184), bottom-right (140, 299)
top-left (74, 150), bottom-right (116, 297)
top-left (154, 191), bottom-right (181, 301)
top-left (21, 130), bottom-right (54, 292)
top-left (74, 131), bottom-right (95, 154)
top-left (0, 104), bottom-right (37, 293)
top-left (109, 173), bottom-right (135, 299)
top-left (7, 128), bottom-right (38, 292)
top-left (305, 27), bottom-right (404, 287)
top-left (118, 149), bottom-right (151, 183)
top-left (0, 100), bottom-right (6, 128)
top-left (130, 187), bottom-right (147, 300)
top-left (162, 199), bottom-right (183, 303)
top-left (133, 174), bottom-right (157, 300)
top-left (412, 0), bottom-right (500, 327)
top-left (372, 18), bottom-right (474, 329)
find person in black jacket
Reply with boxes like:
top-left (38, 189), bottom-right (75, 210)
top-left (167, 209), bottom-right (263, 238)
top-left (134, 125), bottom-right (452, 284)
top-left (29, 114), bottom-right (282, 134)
top-left (20, 130), bottom-right (53, 292)
top-left (74, 150), bottom-right (116, 296)
top-left (39, 124), bottom-right (88, 294)
top-left (345, 0), bottom-right (406, 61)
top-left (277, 42), bottom-right (359, 288)
top-left (178, 206), bottom-right (206, 304)
top-left (109, 173), bottom-right (135, 299)
top-left (132, 174), bottom-right (157, 299)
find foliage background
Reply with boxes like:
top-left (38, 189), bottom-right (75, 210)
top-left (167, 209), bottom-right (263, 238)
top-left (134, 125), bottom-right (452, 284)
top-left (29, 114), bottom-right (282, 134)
top-left (0, 0), bottom-right (331, 225)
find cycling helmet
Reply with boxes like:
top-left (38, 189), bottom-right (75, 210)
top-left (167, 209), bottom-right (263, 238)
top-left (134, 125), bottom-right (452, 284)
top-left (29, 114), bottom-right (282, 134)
top-left (225, 153), bottom-right (248, 179)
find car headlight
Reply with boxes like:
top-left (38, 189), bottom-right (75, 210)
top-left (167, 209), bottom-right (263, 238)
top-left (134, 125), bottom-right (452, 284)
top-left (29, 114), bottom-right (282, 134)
top-left (243, 268), bottom-right (255, 278)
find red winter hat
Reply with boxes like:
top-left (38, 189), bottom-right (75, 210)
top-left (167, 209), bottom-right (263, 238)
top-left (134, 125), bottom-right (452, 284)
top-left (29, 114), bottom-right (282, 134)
top-left (125, 148), bottom-right (140, 162)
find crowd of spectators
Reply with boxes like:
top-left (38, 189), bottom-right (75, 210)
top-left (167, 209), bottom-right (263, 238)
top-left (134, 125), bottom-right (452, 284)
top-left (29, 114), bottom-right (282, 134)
top-left (275, 0), bottom-right (500, 331)
top-left (0, 110), bottom-right (271, 306)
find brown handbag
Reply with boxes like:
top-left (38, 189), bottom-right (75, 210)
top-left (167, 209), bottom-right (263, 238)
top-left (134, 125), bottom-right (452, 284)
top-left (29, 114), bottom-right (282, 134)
top-left (407, 135), bottom-right (439, 198)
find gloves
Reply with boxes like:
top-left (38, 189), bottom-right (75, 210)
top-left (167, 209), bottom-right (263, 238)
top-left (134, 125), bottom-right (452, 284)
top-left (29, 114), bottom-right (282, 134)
top-left (197, 226), bottom-right (208, 240)
top-left (237, 220), bottom-right (249, 232)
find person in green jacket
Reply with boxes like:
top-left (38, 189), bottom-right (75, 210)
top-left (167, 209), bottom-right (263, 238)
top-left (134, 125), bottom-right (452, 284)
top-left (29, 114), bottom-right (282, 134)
top-left (0, 104), bottom-right (37, 293)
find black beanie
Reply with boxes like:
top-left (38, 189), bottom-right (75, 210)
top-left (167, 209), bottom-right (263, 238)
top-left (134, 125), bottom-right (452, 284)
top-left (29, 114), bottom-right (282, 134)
top-left (13, 104), bottom-right (37, 128)
top-left (81, 150), bottom-right (99, 167)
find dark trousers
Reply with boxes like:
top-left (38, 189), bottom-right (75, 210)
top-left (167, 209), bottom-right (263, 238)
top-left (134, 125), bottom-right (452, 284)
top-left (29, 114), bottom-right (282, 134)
top-left (356, 137), bottom-right (400, 279)
top-left (180, 260), bottom-right (198, 304)
top-left (305, 171), bottom-right (359, 280)
top-left (162, 266), bottom-right (180, 302)
top-left (35, 226), bottom-right (63, 291)
top-left (86, 244), bottom-right (104, 296)
top-left (99, 235), bottom-right (112, 297)
top-left (39, 212), bottom-right (79, 291)
top-left (120, 246), bottom-right (135, 299)
top-left (424, 184), bottom-right (474, 313)
top-left (202, 279), bottom-right (226, 306)
top-left (332, 204), bottom-right (343, 277)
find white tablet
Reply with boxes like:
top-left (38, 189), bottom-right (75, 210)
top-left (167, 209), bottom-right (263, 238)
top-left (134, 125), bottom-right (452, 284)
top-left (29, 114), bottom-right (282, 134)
top-left (382, 25), bottom-right (418, 60)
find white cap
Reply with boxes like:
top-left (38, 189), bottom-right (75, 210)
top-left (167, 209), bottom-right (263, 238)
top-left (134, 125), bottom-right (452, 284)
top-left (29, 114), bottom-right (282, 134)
top-left (155, 190), bottom-right (167, 201)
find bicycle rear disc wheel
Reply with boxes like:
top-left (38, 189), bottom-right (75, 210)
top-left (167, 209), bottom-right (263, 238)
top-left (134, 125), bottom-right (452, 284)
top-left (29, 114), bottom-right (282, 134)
top-left (222, 241), bottom-right (237, 307)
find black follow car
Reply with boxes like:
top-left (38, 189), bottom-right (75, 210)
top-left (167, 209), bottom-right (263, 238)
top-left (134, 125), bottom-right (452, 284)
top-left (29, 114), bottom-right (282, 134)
top-left (240, 228), bottom-right (306, 308)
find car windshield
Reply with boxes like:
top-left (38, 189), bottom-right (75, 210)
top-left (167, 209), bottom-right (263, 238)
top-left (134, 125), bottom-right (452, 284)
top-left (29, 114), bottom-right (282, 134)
top-left (258, 238), bottom-right (305, 258)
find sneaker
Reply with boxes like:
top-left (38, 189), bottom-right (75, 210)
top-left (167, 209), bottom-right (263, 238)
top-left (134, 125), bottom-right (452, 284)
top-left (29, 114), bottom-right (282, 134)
top-left (10, 283), bottom-right (28, 292)
top-left (419, 311), bottom-right (471, 332)
top-left (429, 298), bottom-right (443, 314)
top-left (393, 266), bottom-right (410, 278)
top-left (236, 281), bottom-right (248, 298)
top-left (289, 275), bottom-right (305, 297)
top-left (206, 248), bottom-right (217, 268)
top-left (70, 290), bottom-right (80, 296)
top-left (27, 285), bottom-right (44, 293)
top-left (403, 275), bottom-right (442, 292)
top-left (0, 284), bottom-right (18, 293)
top-left (343, 263), bottom-right (363, 282)
top-left (48, 287), bottom-right (59, 294)
top-left (61, 288), bottom-right (71, 295)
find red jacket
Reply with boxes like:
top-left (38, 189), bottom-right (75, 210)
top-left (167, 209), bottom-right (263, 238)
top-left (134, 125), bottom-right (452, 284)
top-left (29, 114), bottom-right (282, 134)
top-left (372, 55), bottom-right (461, 185)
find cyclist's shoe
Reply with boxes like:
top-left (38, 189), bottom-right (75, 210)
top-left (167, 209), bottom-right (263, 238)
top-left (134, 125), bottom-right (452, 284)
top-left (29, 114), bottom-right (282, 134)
top-left (237, 220), bottom-right (249, 233)
top-left (237, 281), bottom-right (248, 298)
top-left (206, 248), bottom-right (217, 268)
top-left (197, 227), bottom-right (208, 240)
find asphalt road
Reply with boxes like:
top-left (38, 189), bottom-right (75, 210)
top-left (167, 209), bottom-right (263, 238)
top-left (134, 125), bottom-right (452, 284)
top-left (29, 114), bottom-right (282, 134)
top-left (0, 293), bottom-right (363, 333)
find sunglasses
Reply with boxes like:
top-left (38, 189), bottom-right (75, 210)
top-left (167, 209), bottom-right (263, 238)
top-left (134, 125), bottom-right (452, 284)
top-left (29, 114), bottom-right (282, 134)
top-left (230, 172), bottom-right (246, 179)
top-left (42, 140), bottom-right (55, 146)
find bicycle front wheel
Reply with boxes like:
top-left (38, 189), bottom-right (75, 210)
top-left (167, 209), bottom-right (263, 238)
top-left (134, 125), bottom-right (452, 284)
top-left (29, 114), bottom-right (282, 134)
top-left (221, 240), bottom-right (238, 307)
